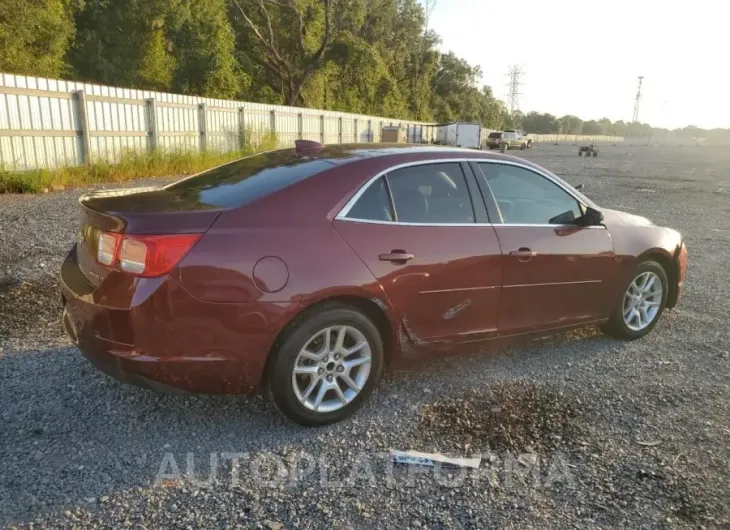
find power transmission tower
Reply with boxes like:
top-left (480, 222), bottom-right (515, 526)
top-left (507, 65), bottom-right (523, 116)
top-left (632, 76), bottom-right (644, 123)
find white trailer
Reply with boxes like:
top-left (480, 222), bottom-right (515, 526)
top-left (435, 122), bottom-right (482, 149)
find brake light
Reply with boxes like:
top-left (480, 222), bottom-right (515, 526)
top-left (95, 232), bottom-right (200, 277)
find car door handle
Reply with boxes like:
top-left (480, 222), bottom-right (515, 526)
top-left (509, 248), bottom-right (537, 262)
top-left (379, 251), bottom-right (414, 264)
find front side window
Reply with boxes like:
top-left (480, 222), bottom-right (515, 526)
top-left (478, 163), bottom-right (583, 225)
top-left (386, 163), bottom-right (475, 224)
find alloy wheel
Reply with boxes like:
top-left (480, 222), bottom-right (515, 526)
top-left (622, 271), bottom-right (663, 331)
top-left (291, 325), bottom-right (372, 413)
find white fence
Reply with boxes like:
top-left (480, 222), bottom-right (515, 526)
top-left (0, 73), bottom-right (439, 171)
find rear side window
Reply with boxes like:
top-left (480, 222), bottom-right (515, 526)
top-left (387, 163), bottom-right (475, 224)
top-left (163, 150), bottom-right (334, 209)
top-left (346, 177), bottom-right (394, 222)
top-left (488, 132), bottom-right (502, 138)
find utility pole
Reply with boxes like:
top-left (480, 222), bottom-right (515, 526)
top-left (506, 65), bottom-right (523, 116)
top-left (632, 76), bottom-right (643, 123)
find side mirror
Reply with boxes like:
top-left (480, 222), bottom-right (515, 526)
top-left (574, 183), bottom-right (584, 191)
top-left (581, 206), bottom-right (604, 226)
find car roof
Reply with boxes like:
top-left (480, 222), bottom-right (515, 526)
top-left (301, 143), bottom-right (501, 165)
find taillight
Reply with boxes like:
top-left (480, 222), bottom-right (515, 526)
top-left (95, 232), bottom-right (200, 277)
top-left (97, 232), bottom-right (122, 266)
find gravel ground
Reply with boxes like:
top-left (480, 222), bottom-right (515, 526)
top-left (1, 145), bottom-right (729, 529)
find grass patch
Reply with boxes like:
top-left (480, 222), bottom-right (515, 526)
top-left (0, 129), bottom-right (278, 194)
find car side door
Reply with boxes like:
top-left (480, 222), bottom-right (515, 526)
top-left (472, 161), bottom-right (616, 335)
top-left (334, 161), bottom-right (503, 347)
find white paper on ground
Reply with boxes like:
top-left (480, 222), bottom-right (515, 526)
top-left (390, 450), bottom-right (481, 469)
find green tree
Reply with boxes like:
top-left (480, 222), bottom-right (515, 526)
top-left (582, 120), bottom-right (602, 135)
top-left (69, 0), bottom-right (176, 87)
top-left (559, 115), bottom-right (582, 134)
top-left (137, 22), bottom-right (176, 91)
top-left (69, 0), bottom-right (246, 97)
top-left (0, 0), bottom-right (75, 78)
top-left (612, 120), bottom-right (627, 137)
top-left (230, 0), bottom-right (333, 106)
top-left (598, 117), bottom-right (613, 135)
top-left (521, 112), bottom-right (559, 134)
top-left (169, 0), bottom-right (247, 98)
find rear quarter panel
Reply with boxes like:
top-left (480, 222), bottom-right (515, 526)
top-left (171, 160), bottom-right (407, 354)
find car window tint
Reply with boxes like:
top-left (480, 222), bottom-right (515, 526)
top-left (386, 163), bottom-right (475, 224)
top-left (163, 150), bottom-right (334, 209)
top-left (478, 163), bottom-right (582, 225)
top-left (346, 177), bottom-right (393, 222)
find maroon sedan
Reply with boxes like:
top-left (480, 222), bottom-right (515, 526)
top-left (60, 142), bottom-right (688, 425)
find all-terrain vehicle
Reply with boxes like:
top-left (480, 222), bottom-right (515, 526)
top-left (579, 144), bottom-right (599, 157)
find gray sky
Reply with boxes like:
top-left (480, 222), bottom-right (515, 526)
top-left (429, 0), bottom-right (728, 129)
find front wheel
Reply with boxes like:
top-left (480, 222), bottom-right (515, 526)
top-left (267, 304), bottom-right (384, 425)
top-left (602, 261), bottom-right (668, 340)
top-left (527, 140), bottom-right (533, 148)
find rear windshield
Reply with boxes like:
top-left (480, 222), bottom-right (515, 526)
top-left (488, 132), bottom-right (502, 138)
top-left (163, 150), bottom-right (335, 209)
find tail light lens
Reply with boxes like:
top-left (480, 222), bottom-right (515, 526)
top-left (97, 232), bottom-right (122, 266)
top-left (95, 232), bottom-right (200, 277)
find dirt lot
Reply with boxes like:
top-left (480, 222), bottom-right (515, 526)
top-left (1, 144), bottom-right (729, 529)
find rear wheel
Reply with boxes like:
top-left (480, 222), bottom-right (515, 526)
top-left (602, 260), bottom-right (668, 340)
top-left (267, 304), bottom-right (384, 425)
top-left (592, 151), bottom-right (598, 157)
top-left (527, 140), bottom-right (533, 148)
top-left (578, 151), bottom-right (583, 156)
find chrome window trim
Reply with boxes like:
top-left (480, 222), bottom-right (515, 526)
top-left (335, 217), bottom-right (606, 229)
top-left (335, 158), bottom-right (596, 226)
top-left (499, 223), bottom-right (607, 230)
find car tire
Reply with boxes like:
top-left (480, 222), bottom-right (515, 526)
top-left (267, 303), bottom-right (384, 426)
top-left (527, 140), bottom-right (533, 148)
top-left (520, 143), bottom-right (526, 150)
top-left (602, 260), bottom-right (669, 340)
top-left (578, 151), bottom-right (583, 156)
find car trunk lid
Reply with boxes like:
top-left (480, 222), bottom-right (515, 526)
top-left (76, 187), bottom-right (222, 286)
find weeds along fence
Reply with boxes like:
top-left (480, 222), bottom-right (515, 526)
top-left (0, 73), bottom-right (440, 172)
top-left (0, 72), bottom-right (627, 173)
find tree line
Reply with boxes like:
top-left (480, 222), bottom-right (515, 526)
top-left (0, 0), bottom-right (510, 128)
top-left (514, 111), bottom-right (729, 141)
top-left (0, 0), bottom-right (725, 139)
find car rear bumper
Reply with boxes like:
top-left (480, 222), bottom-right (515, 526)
top-left (59, 246), bottom-right (300, 395)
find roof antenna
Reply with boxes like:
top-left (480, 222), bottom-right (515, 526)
top-left (295, 139), bottom-right (324, 157)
